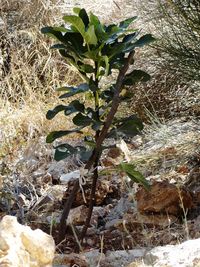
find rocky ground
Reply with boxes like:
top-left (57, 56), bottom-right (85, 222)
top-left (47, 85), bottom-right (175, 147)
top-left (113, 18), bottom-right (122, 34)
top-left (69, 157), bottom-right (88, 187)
top-left (0, 1), bottom-right (200, 266)
top-left (0, 117), bottom-right (200, 266)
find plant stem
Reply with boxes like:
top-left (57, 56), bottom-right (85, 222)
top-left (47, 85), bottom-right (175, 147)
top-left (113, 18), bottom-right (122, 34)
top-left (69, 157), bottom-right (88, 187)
top-left (58, 179), bottom-right (79, 242)
top-left (58, 51), bottom-right (134, 243)
top-left (80, 155), bottom-right (99, 242)
top-left (80, 63), bottom-right (100, 241)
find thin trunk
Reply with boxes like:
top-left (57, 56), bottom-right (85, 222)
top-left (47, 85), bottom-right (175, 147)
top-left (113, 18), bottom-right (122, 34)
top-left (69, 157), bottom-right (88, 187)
top-left (58, 51), bottom-right (135, 243)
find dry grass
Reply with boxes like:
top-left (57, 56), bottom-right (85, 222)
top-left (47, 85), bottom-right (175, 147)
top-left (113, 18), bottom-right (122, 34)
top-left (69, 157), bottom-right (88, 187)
top-left (1, 0), bottom-right (199, 158)
top-left (0, 0), bottom-right (83, 156)
top-left (128, 0), bottom-right (200, 121)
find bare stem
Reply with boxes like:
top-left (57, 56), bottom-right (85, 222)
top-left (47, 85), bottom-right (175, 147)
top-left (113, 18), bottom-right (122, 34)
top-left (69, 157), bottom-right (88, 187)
top-left (58, 51), bottom-right (135, 243)
top-left (80, 156), bottom-right (99, 242)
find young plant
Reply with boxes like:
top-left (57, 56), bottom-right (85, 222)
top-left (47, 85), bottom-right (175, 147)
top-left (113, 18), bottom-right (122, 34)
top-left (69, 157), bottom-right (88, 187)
top-left (41, 8), bottom-right (155, 244)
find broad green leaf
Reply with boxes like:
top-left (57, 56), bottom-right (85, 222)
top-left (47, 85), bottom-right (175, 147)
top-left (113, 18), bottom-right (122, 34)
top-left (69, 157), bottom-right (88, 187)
top-left (41, 27), bottom-right (65, 42)
top-left (50, 26), bottom-right (69, 32)
top-left (63, 32), bottom-right (85, 54)
top-left (83, 48), bottom-right (100, 60)
top-left (89, 77), bottom-right (98, 92)
top-left (79, 148), bottom-right (93, 162)
top-left (64, 100), bottom-right (85, 116)
top-left (54, 143), bottom-right (77, 161)
top-left (79, 63), bottom-right (94, 73)
top-left (100, 85), bottom-right (115, 102)
top-left (86, 107), bottom-right (97, 120)
top-left (58, 47), bottom-right (81, 63)
top-left (79, 8), bottom-right (89, 27)
top-left (123, 70), bottom-right (151, 85)
top-left (134, 34), bottom-right (156, 47)
top-left (58, 83), bottom-right (89, 98)
top-left (117, 115), bottom-right (143, 136)
top-left (118, 120), bottom-right (142, 136)
top-left (119, 162), bottom-right (150, 190)
top-left (89, 12), bottom-right (107, 40)
top-left (73, 7), bottom-right (82, 14)
top-left (54, 144), bottom-right (91, 161)
top-left (63, 15), bottom-right (86, 38)
top-left (108, 115), bottom-right (143, 138)
top-left (85, 25), bottom-right (98, 45)
top-left (46, 104), bottom-right (67, 120)
top-left (105, 24), bottom-right (119, 34)
top-left (109, 53), bottom-right (126, 69)
top-left (122, 32), bottom-right (137, 43)
top-left (84, 136), bottom-right (96, 147)
top-left (92, 120), bottom-right (103, 131)
top-left (46, 129), bottom-right (83, 143)
top-left (73, 113), bottom-right (93, 126)
top-left (119, 16), bottom-right (137, 29)
top-left (50, 44), bottom-right (66, 50)
top-left (102, 55), bottom-right (109, 76)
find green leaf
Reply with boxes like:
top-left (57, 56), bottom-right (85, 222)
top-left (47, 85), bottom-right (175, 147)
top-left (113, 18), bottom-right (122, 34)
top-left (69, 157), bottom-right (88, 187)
top-left (119, 162), bottom-right (150, 190)
top-left (134, 34), bottom-right (156, 47)
top-left (54, 143), bottom-right (92, 161)
top-left (89, 77), bottom-right (98, 92)
top-left (46, 105), bottom-right (67, 120)
top-left (117, 115), bottom-right (143, 137)
top-left (46, 129), bottom-right (82, 143)
top-left (102, 55), bottom-right (109, 76)
top-left (89, 12), bottom-right (107, 41)
top-left (108, 115), bottom-right (143, 138)
top-left (79, 63), bottom-right (94, 73)
top-left (58, 83), bottom-right (89, 98)
top-left (122, 32), bottom-right (137, 43)
top-left (79, 8), bottom-right (89, 27)
top-left (123, 70), bottom-right (151, 86)
top-left (119, 16), bottom-right (137, 29)
top-left (83, 48), bottom-right (100, 60)
top-left (50, 44), bottom-right (66, 50)
top-left (54, 143), bottom-right (77, 161)
top-left (85, 25), bottom-right (98, 45)
top-left (109, 53), bottom-right (126, 70)
top-left (84, 136), bottom-right (96, 148)
top-left (73, 113), bottom-right (93, 126)
top-left (64, 100), bottom-right (85, 116)
top-left (41, 26), bottom-right (65, 42)
top-left (100, 85), bottom-right (115, 103)
top-left (79, 150), bottom-right (92, 162)
top-left (92, 121), bottom-right (103, 131)
top-left (73, 7), bottom-right (82, 14)
top-left (63, 32), bottom-right (85, 54)
top-left (63, 15), bottom-right (86, 37)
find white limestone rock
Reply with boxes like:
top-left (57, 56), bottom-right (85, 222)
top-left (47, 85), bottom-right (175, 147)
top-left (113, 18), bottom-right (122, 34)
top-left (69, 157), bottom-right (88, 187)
top-left (127, 238), bottom-right (200, 267)
top-left (0, 215), bottom-right (55, 267)
top-left (143, 238), bottom-right (200, 267)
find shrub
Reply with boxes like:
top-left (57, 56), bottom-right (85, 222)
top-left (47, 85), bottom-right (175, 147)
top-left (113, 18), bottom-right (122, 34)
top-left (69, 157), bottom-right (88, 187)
top-left (42, 7), bottom-right (154, 243)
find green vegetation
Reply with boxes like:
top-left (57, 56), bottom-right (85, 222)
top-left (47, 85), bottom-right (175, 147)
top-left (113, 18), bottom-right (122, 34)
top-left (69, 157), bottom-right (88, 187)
top-left (42, 7), bottom-right (155, 242)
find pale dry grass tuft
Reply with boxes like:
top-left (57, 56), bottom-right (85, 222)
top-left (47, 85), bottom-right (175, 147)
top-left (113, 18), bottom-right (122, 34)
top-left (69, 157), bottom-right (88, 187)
top-left (0, 0), bottom-right (81, 156)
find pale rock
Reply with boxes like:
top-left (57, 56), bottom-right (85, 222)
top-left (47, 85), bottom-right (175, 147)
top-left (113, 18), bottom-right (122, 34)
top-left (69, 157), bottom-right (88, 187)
top-left (47, 161), bottom-right (69, 182)
top-left (0, 215), bottom-right (55, 267)
top-left (84, 249), bottom-right (105, 267)
top-left (67, 205), bottom-right (88, 225)
top-left (143, 238), bottom-right (200, 267)
top-left (101, 249), bottom-right (146, 267)
top-left (47, 185), bottom-right (66, 201)
top-left (60, 170), bottom-right (80, 184)
top-left (127, 238), bottom-right (200, 267)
